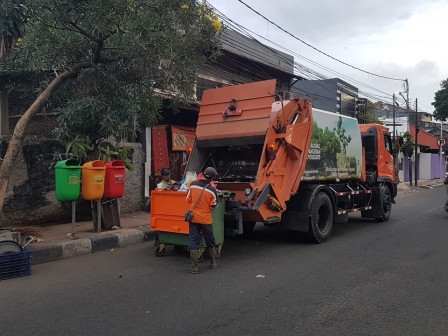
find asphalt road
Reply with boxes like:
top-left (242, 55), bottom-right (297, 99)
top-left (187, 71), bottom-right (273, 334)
top-left (2, 186), bottom-right (448, 336)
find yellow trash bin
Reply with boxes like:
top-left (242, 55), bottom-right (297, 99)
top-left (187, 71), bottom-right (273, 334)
top-left (82, 160), bottom-right (106, 200)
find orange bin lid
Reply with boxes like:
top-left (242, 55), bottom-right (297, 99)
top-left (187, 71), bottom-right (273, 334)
top-left (82, 160), bottom-right (106, 169)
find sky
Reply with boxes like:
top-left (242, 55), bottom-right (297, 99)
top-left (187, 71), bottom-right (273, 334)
top-left (206, 0), bottom-right (448, 115)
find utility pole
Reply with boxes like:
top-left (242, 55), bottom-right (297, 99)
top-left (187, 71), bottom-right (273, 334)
top-left (414, 98), bottom-right (418, 187)
top-left (405, 80), bottom-right (411, 185)
top-left (392, 92), bottom-right (400, 174)
top-left (441, 120), bottom-right (444, 180)
top-left (405, 79), bottom-right (409, 132)
top-left (402, 79), bottom-right (411, 185)
top-left (392, 93), bottom-right (396, 144)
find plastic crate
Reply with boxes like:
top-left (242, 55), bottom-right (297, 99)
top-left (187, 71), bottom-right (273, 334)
top-left (0, 247), bottom-right (32, 281)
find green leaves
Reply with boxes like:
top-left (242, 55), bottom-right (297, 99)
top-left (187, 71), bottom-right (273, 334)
top-left (100, 145), bottom-right (134, 171)
top-left (65, 135), bottom-right (93, 161)
top-left (1, 0), bottom-right (221, 174)
top-left (356, 101), bottom-right (382, 125)
top-left (400, 131), bottom-right (414, 158)
top-left (0, 0), bottom-right (26, 57)
top-left (432, 79), bottom-right (448, 122)
top-left (311, 122), bottom-right (341, 154)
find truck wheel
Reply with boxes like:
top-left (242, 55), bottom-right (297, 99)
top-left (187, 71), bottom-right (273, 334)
top-left (308, 192), bottom-right (333, 243)
top-left (375, 186), bottom-right (392, 222)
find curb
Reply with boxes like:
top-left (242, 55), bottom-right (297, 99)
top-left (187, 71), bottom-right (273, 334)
top-left (419, 183), bottom-right (445, 189)
top-left (397, 182), bottom-right (445, 193)
top-left (29, 228), bottom-right (157, 265)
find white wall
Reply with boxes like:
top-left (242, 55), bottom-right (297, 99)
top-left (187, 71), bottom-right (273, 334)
top-left (419, 153), bottom-right (431, 180)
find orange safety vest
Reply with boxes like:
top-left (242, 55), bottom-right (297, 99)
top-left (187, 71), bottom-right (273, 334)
top-left (186, 180), bottom-right (217, 224)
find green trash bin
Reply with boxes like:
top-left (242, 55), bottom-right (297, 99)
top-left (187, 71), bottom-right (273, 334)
top-left (155, 190), bottom-right (229, 256)
top-left (55, 159), bottom-right (81, 202)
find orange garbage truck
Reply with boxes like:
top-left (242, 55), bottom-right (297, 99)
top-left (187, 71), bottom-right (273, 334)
top-left (151, 79), bottom-right (397, 245)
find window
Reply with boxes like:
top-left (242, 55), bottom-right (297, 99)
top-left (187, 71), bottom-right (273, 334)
top-left (384, 134), bottom-right (393, 154)
top-left (196, 78), bottom-right (228, 101)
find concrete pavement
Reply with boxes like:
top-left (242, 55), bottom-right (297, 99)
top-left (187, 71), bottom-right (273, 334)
top-left (18, 178), bottom-right (447, 265)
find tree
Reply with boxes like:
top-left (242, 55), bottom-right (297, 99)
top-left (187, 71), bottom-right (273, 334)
top-left (356, 100), bottom-right (382, 124)
top-left (311, 122), bottom-right (340, 154)
top-left (0, 0), bottom-right (25, 58)
top-left (400, 131), bottom-right (414, 158)
top-left (333, 117), bottom-right (351, 154)
top-left (432, 79), bottom-right (448, 121)
top-left (0, 0), bottom-right (222, 213)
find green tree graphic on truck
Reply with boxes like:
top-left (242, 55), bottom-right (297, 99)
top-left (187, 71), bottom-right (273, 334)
top-left (303, 113), bottom-right (361, 181)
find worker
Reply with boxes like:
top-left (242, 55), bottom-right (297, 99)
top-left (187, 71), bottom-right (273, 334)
top-left (157, 168), bottom-right (179, 190)
top-left (186, 167), bottom-right (219, 274)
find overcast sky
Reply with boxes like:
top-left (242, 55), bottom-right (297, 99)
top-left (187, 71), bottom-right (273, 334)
top-left (206, 0), bottom-right (448, 115)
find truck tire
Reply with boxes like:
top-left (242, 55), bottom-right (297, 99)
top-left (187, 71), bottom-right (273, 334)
top-left (308, 192), bottom-right (333, 243)
top-left (375, 186), bottom-right (392, 222)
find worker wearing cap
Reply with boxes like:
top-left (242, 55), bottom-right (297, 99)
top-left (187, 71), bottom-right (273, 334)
top-left (186, 167), bottom-right (219, 274)
top-left (157, 168), bottom-right (178, 190)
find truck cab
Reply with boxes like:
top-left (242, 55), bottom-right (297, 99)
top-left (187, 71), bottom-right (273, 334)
top-left (360, 124), bottom-right (398, 199)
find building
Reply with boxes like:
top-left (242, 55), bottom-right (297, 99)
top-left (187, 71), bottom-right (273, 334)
top-left (376, 107), bottom-right (447, 182)
top-left (291, 78), bottom-right (359, 117)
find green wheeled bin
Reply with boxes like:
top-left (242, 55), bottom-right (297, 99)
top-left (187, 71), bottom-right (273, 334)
top-left (151, 190), bottom-right (229, 257)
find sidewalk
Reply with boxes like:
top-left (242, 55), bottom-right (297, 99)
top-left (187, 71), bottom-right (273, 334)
top-left (26, 212), bottom-right (156, 265)
top-left (397, 178), bottom-right (446, 194)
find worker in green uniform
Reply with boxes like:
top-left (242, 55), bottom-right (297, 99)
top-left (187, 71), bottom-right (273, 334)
top-left (157, 168), bottom-right (179, 190)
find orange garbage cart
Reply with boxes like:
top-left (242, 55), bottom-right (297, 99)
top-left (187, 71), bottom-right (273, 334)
top-left (150, 190), bottom-right (228, 257)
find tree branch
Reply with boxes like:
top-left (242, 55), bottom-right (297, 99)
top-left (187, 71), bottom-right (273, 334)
top-left (69, 21), bottom-right (100, 43)
top-left (39, 20), bottom-right (80, 34)
top-left (0, 59), bottom-right (96, 213)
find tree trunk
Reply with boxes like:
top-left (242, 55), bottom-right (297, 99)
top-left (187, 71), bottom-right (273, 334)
top-left (0, 62), bottom-right (92, 213)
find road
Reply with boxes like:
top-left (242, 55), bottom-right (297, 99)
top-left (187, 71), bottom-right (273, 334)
top-left (2, 186), bottom-right (448, 336)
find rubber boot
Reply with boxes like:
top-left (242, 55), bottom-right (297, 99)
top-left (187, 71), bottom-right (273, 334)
top-left (190, 250), bottom-right (199, 274)
top-left (208, 247), bottom-right (218, 269)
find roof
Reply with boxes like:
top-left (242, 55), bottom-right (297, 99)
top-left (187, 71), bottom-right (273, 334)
top-left (410, 124), bottom-right (441, 150)
top-left (220, 29), bottom-right (294, 75)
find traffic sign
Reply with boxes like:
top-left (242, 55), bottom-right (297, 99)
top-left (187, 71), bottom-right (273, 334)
top-left (437, 138), bottom-right (446, 147)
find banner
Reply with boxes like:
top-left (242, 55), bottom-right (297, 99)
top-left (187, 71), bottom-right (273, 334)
top-left (171, 125), bottom-right (196, 151)
top-left (152, 125), bottom-right (169, 175)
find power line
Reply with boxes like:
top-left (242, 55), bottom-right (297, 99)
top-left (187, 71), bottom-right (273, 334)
top-left (207, 2), bottom-right (410, 108)
top-left (217, 13), bottom-right (398, 104)
top-left (235, 0), bottom-right (406, 82)
top-left (418, 101), bottom-right (434, 112)
top-left (215, 8), bottom-right (392, 98)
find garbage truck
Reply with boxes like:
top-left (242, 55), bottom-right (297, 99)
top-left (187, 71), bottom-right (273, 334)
top-left (151, 79), bottom-right (397, 244)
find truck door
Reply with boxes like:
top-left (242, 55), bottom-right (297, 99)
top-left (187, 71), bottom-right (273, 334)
top-left (378, 131), bottom-right (395, 180)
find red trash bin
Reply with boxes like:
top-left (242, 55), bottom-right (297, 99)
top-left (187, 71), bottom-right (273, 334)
top-left (104, 160), bottom-right (126, 199)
